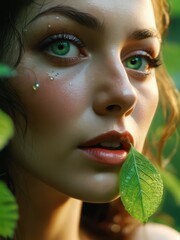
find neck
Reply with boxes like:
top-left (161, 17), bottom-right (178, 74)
top-left (10, 164), bottom-right (83, 240)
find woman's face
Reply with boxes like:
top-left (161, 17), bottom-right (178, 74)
top-left (10, 0), bottom-right (160, 202)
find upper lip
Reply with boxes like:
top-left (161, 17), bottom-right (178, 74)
top-left (79, 130), bottom-right (134, 151)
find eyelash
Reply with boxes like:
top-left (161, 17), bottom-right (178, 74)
top-left (39, 33), bottom-right (85, 49)
top-left (140, 53), bottom-right (161, 69)
top-left (123, 51), bottom-right (162, 74)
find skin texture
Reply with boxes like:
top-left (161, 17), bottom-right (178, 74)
top-left (6, 0), bottom-right (179, 239)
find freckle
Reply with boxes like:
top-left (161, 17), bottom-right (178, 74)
top-left (55, 72), bottom-right (61, 78)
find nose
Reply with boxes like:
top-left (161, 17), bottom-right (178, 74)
top-left (92, 58), bottom-right (137, 117)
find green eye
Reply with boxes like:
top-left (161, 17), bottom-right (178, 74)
top-left (41, 33), bottom-right (86, 63)
top-left (125, 56), bottom-right (146, 71)
top-left (50, 41), bottom-right (70, 56)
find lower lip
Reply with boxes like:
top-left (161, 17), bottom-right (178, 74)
top-left (79, 147), bottom-right (128, 165)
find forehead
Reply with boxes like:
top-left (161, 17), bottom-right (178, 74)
top-left (22, 0), bottom-right (156, 32)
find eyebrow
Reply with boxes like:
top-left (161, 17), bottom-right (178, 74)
top-left (27, 5), bottom-right (160, 42)
top-left (27, 5), bottom-right (103, 31)
top-left (128, 29), bottom-right (161, 41)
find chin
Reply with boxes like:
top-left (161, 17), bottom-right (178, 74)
top-left (70, 187), bottom-right (120, 204)
top-left (53, 171), bottom-right (121, 203)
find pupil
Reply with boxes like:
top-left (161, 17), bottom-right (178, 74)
top-left (58, 43), bottom-right (65, 50)
top-left (131, 58), bottom-right (138, 65)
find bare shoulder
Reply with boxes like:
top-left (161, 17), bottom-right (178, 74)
top-left (129, 222), bottom-right (180, 240)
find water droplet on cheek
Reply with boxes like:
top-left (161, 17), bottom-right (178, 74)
top-left (48, 24), bottom-right (51, 28)
top-left (55, 16), bottom-right (60, 20)
top-left (48, 71), bottom-right (61, 81)
top-left (33, 82), bottom-right (40, 90)
top-left (50, 76), bottom-right (55, 81)
top-left (48, 72), bottom-right (55, 81)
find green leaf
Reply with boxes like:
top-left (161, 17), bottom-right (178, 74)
top-left (0, 64), bottom-right (16, 78)
top-left (119, 145), bottom-right (164, 222)
top-left (0, 181), bottom-right (19, 238)
top-left (0, 110), bottom-right (14, 150)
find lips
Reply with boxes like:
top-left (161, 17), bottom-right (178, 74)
top-left (78, 130), bottom-right (134, 166)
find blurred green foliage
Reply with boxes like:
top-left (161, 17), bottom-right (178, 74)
top-left (169, 0), bottom-right (180, 16)
top-left (0, 64), bottom-right (19, 238)
top-left (0, 181), bottom-right (19, 238)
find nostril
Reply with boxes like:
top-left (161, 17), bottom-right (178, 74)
top-left (106, 105), bottom-right (122, 112)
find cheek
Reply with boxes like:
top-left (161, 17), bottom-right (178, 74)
top-left (140, 88), bottom-right (158, 118)
top-left (138, 77), bottom-right (159, 117)
top-left (133, 79), bottom-right (159, 147)
top-left (11, 67), bottom-right (88, 132)
top-left (144, 79), bottom-right (159, 117)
